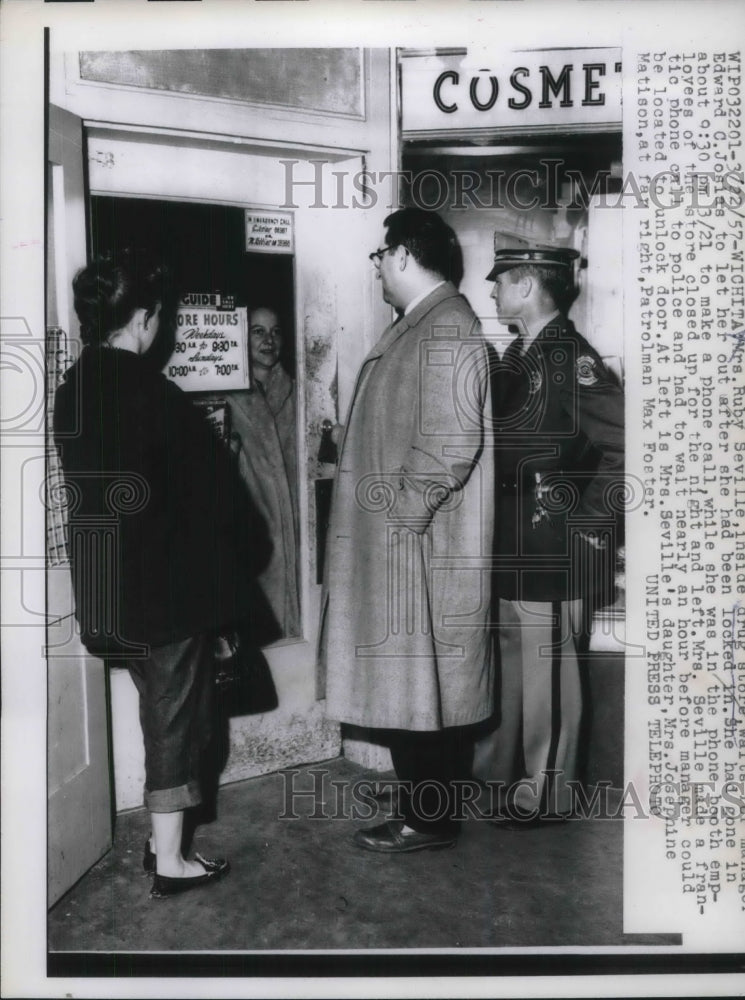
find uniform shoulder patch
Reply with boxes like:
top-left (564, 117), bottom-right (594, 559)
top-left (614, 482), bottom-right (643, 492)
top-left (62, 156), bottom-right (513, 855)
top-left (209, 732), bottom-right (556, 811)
top-left (576, 354), bottom-right (600, 387)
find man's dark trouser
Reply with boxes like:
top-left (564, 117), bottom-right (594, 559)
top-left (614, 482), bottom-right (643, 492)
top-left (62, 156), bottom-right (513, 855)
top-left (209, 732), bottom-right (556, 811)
top-left (388, 728), bottom-right (472, 836)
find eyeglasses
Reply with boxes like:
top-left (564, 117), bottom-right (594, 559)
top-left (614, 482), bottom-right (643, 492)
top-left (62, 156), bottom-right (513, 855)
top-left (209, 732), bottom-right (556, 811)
top-left (368, 245), bottom-right (398, 267)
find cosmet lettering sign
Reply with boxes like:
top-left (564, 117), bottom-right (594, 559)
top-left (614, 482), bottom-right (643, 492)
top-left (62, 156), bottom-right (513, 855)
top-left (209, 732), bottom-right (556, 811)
top-left (401, 48), bottom-right (622, 135)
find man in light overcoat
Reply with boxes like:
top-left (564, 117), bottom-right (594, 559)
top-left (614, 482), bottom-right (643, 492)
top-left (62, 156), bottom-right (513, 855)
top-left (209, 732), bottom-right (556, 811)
top-left (321, 208), bottom-right (495, 852)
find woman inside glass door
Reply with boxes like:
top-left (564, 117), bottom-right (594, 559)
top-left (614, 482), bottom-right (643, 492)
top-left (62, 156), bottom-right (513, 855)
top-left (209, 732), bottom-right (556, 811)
top-left (227, 304), bottom-right (300, 639)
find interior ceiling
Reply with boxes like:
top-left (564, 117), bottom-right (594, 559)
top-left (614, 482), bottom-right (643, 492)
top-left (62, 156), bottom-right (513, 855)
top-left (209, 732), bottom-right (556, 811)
top-left (403, 132), bottom-right (623, 178)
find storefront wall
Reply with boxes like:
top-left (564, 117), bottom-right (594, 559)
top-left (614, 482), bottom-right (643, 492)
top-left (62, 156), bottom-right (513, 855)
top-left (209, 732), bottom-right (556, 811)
top-left (47, 48), bottom-right (397, 818)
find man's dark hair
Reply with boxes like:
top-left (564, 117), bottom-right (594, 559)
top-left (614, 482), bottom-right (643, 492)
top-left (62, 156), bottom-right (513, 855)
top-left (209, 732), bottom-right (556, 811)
top-left (505, 262), bottom-right (577, 312)
top-left (383, 208), bottom-right (461, 282)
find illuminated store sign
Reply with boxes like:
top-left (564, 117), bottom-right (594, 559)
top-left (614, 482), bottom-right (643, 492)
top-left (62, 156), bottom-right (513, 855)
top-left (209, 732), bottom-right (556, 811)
top-left (401, 48), bottom-right (622, 135)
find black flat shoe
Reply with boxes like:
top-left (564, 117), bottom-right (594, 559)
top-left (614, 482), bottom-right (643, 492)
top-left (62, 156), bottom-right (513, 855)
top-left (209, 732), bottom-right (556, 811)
top-left (143, 839), bottom-right (228, 876)
top-left (150, 855), bottom-right (230, 899)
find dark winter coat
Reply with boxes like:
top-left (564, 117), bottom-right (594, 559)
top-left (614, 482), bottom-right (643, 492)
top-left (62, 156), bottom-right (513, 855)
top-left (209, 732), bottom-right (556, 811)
top-left (53, 345), bottom-right (268, 656)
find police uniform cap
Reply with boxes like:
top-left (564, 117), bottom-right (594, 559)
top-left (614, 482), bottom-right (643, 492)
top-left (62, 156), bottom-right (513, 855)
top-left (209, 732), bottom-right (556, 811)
top-left (486, 246), bottom-right (580, 281)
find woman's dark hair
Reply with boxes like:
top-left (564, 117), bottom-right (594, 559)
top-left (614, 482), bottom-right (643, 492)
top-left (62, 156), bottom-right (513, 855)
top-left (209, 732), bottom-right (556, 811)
top-left (73, 249), bottom-right (177, 346)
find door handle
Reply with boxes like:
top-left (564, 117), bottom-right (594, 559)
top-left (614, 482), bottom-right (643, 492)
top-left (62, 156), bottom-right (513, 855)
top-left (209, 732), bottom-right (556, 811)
top-left (317, 419), bottom-right (338, 464)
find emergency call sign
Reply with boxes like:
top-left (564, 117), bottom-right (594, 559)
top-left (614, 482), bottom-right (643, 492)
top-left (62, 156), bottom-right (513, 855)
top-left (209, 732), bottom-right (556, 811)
top-left (164, 297), bottom-right (250, 392)
top-left (245, 210), bottom-right (294, 253)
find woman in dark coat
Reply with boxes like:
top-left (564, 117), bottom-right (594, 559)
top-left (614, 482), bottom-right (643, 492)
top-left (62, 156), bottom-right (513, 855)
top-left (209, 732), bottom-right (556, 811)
top-left (54, 251), bottom-right (259, 897)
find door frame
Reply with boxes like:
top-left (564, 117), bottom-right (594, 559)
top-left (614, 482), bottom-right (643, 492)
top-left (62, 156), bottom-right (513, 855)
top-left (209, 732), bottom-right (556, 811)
top-left (83, 124), bottom-right (381, 806)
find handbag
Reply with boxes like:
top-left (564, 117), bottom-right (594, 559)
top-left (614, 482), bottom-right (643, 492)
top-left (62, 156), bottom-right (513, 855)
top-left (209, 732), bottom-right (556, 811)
top-left (213, 628), bottom-right (279, 715)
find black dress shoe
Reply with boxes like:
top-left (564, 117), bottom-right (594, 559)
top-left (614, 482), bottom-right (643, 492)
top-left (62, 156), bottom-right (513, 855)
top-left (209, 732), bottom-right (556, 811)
top-left (150, 855), bottom-right (230, 898)
top-left (354, 820), bottom-right (456, 854)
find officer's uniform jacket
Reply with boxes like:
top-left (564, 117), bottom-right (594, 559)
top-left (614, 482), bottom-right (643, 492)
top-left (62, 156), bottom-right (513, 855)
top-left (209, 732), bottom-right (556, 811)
top-left (493, 314), bottom-right (624, 603)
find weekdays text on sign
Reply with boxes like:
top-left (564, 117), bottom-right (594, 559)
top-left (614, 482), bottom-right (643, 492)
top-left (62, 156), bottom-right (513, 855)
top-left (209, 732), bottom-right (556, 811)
top-left (164, 293), bottom-right (250, 392)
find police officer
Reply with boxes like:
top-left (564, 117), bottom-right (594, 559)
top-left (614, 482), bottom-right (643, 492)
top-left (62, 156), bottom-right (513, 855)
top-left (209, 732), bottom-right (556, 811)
top-left (476, 243), bottom-right (624, 821)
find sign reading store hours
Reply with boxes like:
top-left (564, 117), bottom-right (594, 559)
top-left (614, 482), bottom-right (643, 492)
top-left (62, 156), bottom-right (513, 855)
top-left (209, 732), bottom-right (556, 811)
top-left (163, 292), bottom-right (250, 392)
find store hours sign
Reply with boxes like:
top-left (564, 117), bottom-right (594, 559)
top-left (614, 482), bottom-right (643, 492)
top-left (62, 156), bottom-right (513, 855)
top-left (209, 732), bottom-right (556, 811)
top-left (164, 293), bottom-right (250, 392)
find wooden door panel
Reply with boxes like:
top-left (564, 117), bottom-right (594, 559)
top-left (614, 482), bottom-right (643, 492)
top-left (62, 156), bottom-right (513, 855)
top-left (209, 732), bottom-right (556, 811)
top-left (47, 583), bottom-right (112, 908)
top-left (47, 105), bottom-right (113, 908)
